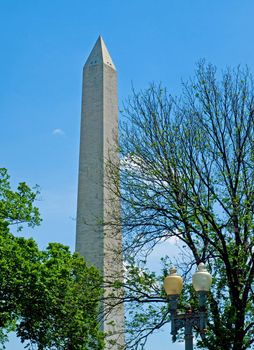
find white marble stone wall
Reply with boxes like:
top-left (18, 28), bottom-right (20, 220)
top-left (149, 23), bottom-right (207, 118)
top-left (76, 37), bottom-right (125, 349)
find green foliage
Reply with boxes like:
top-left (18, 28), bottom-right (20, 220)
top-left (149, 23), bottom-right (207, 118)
top-left (0, 168), bottom-right (41, 231)
top-left (0, 168), bottom-right (104, 349)
top-left (17, 244), bottom-right (104, 350)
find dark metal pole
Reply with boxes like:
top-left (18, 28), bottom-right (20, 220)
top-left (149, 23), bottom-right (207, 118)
top-left (169, 295), bottom-right (179, 343)
top-left (185, 319), bottom-right (193, 350)
top-left (168, 294), bottom-right (208, 349)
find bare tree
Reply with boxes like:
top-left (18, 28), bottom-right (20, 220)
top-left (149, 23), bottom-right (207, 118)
top-left (106, 62), bottom-right (254, 350)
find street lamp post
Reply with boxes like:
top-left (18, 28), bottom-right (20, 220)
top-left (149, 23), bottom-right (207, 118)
top-left (164, 263), bottom-right (212, 350)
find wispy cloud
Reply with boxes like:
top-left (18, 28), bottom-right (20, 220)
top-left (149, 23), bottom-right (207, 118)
top-left (52, 128), bottom-right (65, 136)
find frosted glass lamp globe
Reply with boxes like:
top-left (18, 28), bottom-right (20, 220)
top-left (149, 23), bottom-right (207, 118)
top-left (164, 267), bottom-right (183, 296)
top-left (192, 263), bottom-right (212, 292)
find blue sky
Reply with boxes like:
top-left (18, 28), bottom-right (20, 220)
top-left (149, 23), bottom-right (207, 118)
top-left (1, 0), bottom-right (254, 349)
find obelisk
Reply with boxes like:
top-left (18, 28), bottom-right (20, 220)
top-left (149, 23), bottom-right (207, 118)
top-left (76, 36), bottom-right (124, 349)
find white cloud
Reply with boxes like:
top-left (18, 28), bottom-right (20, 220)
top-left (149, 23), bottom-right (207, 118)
top-left (166, 235), bottom-right (180, 244)
top-left (52, 128), bottom-right (65, 136)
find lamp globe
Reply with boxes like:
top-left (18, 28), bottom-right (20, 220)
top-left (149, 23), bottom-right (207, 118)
top-left (164, 267), bottom-right (183, 296)
top-left (192, 263), bottom-right (212, 292)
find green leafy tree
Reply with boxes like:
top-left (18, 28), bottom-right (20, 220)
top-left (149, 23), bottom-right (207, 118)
top-left (107, 63), bottom-right (254, 350)
top-left (16, 243), bottom-right (104, 350)
top-left (0, 168), bottom-right (104, 349)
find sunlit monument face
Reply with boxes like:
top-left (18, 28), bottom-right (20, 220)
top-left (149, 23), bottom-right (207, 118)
top-left (75, 36), bottom-right (124, 349)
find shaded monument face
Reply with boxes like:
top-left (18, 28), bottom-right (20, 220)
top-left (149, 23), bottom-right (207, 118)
top-left (76, 36), bottom-right (125, 349)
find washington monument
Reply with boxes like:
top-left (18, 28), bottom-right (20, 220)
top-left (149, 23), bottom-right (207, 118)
top-left (76, 36), bottom-right (124, 348)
